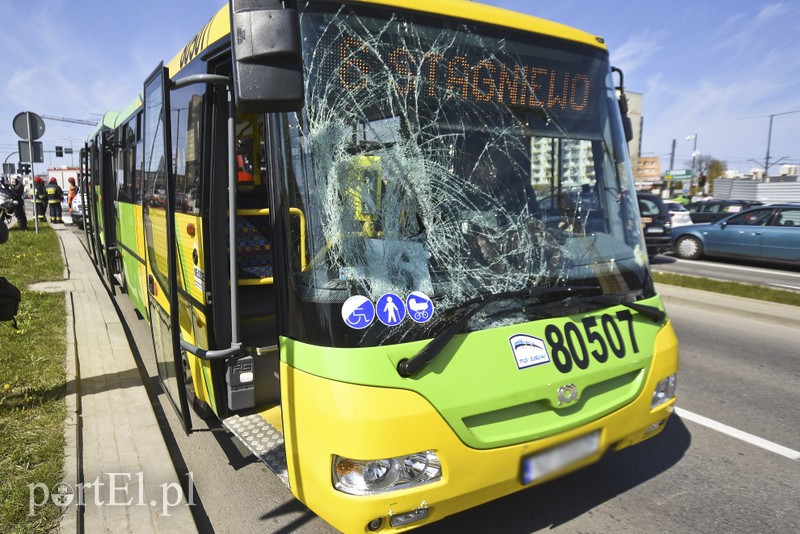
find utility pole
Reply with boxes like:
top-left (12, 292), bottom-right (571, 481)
top-left (668, 139), bottom-right (676, 196)
top-left (763, 109), bottom-right (800, 180)
top-left (738, 109), bottom-right (800, 180)
top-left (669, 139), bottom-right (676, 171)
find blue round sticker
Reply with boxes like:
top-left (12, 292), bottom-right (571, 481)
top-left (406, 291), bottom-right (434, 323)
top-left (342, 295), bottom-right (375, 330)
top-left (376, 293), bottom-right (406, 326)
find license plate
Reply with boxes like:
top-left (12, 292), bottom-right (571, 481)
top-left (521, 431), bottom-right (600, 485)
top-left (646, 227), bottom-right (665, 234)
top-left (641, 217), bottom-right (652, 223)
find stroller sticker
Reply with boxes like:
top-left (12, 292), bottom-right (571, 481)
top-left (406, 292), bottom-right (434, 323)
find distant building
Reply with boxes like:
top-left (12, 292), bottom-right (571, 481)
top-left (636, 156), bottom-right (661, 183)
top-left (780, 164), bottom-right (798, 176)
top-left (46, 166), bottom-right (81, 191)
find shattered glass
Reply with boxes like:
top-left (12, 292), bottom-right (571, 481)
top-left (281, 3), bottom-right (650, 346)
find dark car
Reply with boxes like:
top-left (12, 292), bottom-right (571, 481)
top-left (637, 192), bottom-right (672, 258)
top-left (672, 203), bottom-right (800, 265)
top-left (688, 199), bottom-right (762, 223)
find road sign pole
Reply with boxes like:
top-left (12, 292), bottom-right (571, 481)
top-left (27, 113), bottom-right (39, 234)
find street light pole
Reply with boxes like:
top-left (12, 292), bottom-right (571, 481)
top-left (686, 134), bottom-right (698, 193)
top-left (3, 151), bottom-right (18, 181)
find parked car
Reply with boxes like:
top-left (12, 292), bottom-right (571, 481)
top-left (637, 192), bottom-right (672, 258)
top-left (672, 203), bottom-right (800, 265)
top-left (71, 188), bottom-right (86, 229)
top-left (665, 201), bottom-right (693, 228)
top-left (688, 199), bottom-right (762, 224)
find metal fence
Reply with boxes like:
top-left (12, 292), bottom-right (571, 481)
top-left (712, 178), bottom-right (800, 203)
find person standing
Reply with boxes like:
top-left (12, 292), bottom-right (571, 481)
top-left (10, 177), bottom-right (27, 230)
top-left (67, 176), bottom-right (77, 213)
top-left (34, 177), bottom-right (47, 221)
top-left (45, 177), bottom-right (63, 223)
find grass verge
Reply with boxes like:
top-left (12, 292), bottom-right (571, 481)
top-left (0, 224), bottom-right (67, 533)
top-left (653, 271), bottom-right (800, 307)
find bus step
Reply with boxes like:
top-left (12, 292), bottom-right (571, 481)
top-left (222, 413), bottom-right (289, 488)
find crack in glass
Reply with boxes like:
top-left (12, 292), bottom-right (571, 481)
top-left (285, 5), bottom-right (649, 342)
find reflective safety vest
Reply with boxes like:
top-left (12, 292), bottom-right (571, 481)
top-left (46, 184), bottom-right (62, 204)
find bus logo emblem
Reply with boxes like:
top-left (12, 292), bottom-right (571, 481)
top-left (557, 384), bottom-right (579, 405)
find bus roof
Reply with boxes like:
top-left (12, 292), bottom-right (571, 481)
top-left (86, 110), bottom-right (121, 141)
top-left (164, 0), bottom-right (606, 80)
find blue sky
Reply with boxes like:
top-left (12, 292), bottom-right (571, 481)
top-left (1, 0), bottom-right (798, 175)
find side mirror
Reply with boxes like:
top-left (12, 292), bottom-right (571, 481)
top-left (621, 115), bottom-right (634, 143)
top-left (611, 67), bottom-right (634, 143)
top-left (229, 0), bottom-right (305, 113)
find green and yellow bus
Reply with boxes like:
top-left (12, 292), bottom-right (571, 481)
top-left (83, 0), bottom-right (678, 531)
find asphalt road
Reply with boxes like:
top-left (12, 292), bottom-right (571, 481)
top-left (73, 225), bottom-right (800, 533)
top-left (651, 253), bottom-right (800, 292)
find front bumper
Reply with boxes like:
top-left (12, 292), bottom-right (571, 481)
top-left (281, 322), bottom-right (679, 533)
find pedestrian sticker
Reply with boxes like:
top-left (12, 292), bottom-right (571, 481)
top-left (342, 295), bottom-right (375, 330)
top-left (406, 291), bottom-right (434, 323)
top-left (376, 293), bottom-right (406, 326)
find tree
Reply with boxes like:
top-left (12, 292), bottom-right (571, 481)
top-left (684, 154), bottom-right (726, 194)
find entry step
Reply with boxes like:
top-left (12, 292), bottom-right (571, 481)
top-left (223, 413), bottom-right (289, 487)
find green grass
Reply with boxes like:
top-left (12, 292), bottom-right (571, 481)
top-left (0, 224), bottom-right (67, 533)
top-left (653, 271), bottom-right (800, 307)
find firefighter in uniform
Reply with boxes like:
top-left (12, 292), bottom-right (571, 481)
top-left (10, 177), bottom-right (27, 230)
top-left (45, 177), bottom-right (63, 223)
top-left (34, 177), bottom-right (47, 221)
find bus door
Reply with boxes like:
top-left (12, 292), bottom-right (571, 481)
top-left (101, 129), bottom-right (120, 295)
top-left (142, 63), bottom-right (191, 433)
top-left (80, 145), bottom-right (99, 266)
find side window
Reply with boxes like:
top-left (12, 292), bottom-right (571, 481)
top-left (726, 209), bottom-right (771, 226)
top-left (135, 112), bottom-right (144, 203)
top-left (772, 209), bottom-right (800, 227)
top-left (236, 114), bottom-right (267, 188)
top-left (171, 83), bottom-right (205, 215)
top-left (638, 199), bottom-right (660, 217)
top-left (117, 119), bottom-right (139, 204)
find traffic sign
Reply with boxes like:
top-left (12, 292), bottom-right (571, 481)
top-left (18, 140), bottom-right (44, 163)
top-left (665, 169), bottom-right (692, 181)
top-left (12, 111), bottom-right (45, 140)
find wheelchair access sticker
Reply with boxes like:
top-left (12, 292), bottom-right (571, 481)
top-left (342, 296), bottom-right (375, 329)
top-left (406, 292), bottom-right (434, 323)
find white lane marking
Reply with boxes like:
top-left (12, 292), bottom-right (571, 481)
top-left (769, 283), bottom-right (800, 291)
top-left (675, 407), bottom-right (800, 461)
top-left (669, 258), bottom-right (800, 279)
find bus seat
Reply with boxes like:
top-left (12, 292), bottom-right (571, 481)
top-left (236, 216), bottom-right (273, 279)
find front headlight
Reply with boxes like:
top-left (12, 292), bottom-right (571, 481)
top-left (333, 451), bottom-right (442, 495)
top-left (651, 374), bottom-right (677, 409)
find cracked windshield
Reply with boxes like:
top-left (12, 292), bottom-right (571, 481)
top-left (283, 4), bottom-right (649, 345)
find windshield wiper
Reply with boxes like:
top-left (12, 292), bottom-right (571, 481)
top-left (570, 292), bottom-right (666, 323)
top-left (396, 285), bottom-right (600, 378)
top-left (396, 286), bottom-right (667, 378)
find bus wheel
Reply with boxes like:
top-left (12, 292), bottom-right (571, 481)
top-left (675, 236), bottom-right (703, 260)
